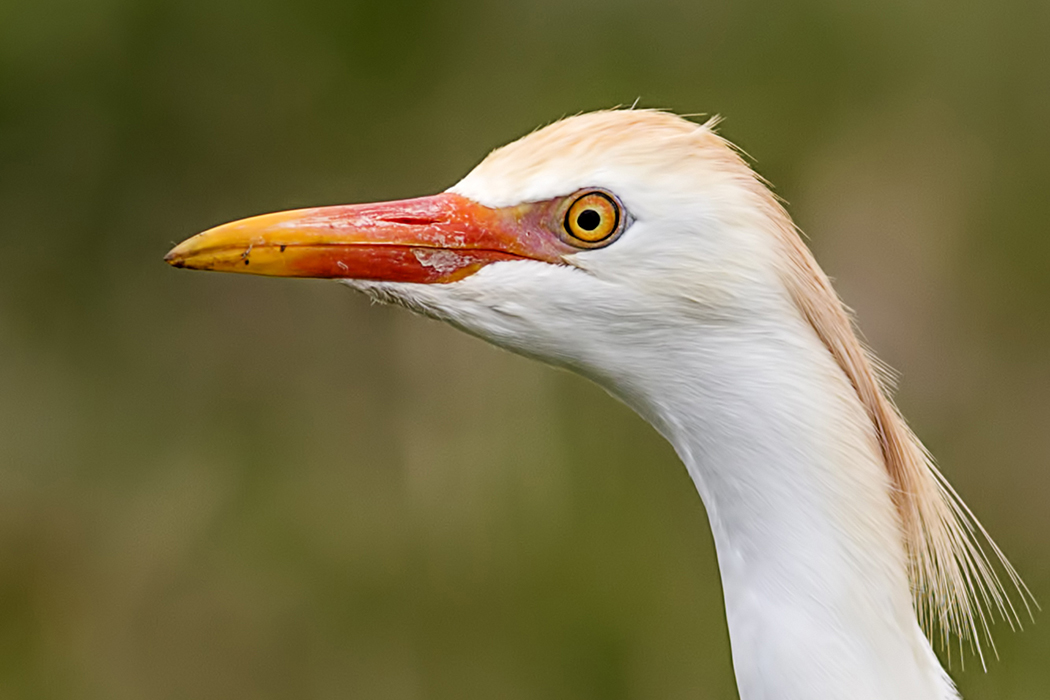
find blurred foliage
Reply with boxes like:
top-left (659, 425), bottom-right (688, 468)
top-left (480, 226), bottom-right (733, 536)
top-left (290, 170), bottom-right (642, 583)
top-left (1, 0), bottom-right (1048, 698)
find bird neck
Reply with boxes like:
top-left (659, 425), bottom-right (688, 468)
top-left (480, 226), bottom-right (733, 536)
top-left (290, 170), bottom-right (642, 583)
top-left (603, 309), bottom-right (958, 700)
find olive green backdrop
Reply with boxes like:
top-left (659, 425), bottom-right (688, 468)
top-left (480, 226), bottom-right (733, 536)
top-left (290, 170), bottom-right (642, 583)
top-left (1, 0), bottom-right (1048, 698)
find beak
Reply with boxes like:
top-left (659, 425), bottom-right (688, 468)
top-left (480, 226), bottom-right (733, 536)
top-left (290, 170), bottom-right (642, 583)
top-left (164, 193), bottom-right (572, 284)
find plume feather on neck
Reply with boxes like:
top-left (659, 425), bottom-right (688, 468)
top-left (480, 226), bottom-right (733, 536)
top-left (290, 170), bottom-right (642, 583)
top-left (700, 119), bottom-right (1035, 662)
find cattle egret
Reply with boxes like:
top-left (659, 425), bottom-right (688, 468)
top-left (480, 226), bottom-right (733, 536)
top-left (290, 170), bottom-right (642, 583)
top-left (166, 110), bottom-right (1032, 699)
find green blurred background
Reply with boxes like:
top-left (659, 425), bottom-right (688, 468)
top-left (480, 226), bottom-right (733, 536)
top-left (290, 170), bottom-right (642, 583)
top-left (1, 0), bottom-right (1048, 697)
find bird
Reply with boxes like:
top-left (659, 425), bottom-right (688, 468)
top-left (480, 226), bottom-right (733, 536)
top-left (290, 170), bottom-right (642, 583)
top-left (165, 109), bottom-right (1032, 700)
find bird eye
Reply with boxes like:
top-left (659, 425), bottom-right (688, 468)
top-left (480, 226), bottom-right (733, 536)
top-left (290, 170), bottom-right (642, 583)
top-left (563, 191), bottom-right (623, 247)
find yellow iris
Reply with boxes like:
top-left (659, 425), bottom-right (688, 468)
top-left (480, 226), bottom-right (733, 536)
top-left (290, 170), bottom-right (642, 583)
top-left (564, 191), bottom-right (622, 246)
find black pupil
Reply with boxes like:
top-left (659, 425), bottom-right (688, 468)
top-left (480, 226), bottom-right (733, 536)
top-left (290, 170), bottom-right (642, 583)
top-left (577, 208), bottom-right (601, 231)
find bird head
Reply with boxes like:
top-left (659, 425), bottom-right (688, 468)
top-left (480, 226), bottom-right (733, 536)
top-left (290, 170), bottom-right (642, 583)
top-left (165, 111), bottom-right (794, 382)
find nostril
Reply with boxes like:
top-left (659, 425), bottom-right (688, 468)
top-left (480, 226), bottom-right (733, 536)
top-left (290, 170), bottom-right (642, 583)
top-left (381, 216), bottom-right (441, 225)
